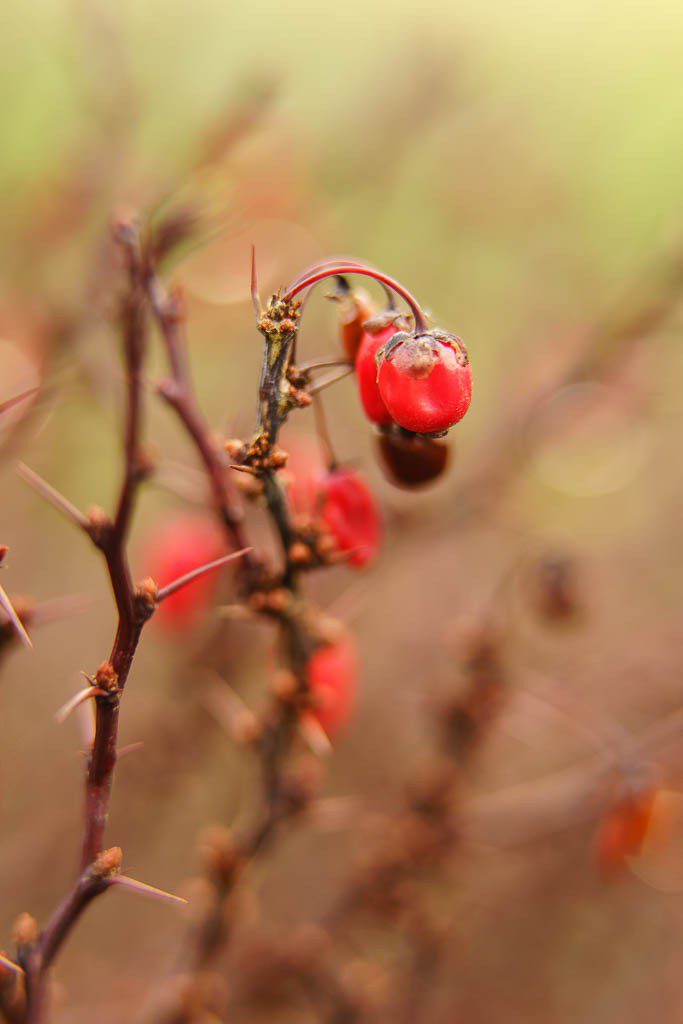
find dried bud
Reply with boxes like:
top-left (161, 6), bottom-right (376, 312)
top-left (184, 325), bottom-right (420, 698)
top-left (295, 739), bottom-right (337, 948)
top-left (134, 576), bottom-right (159, 618)
top-left (0, 546), bottom-right (8, 566)
top-left (225, 438), bottom-right (247, 461)
top-left (270, 449), bottom-right (288, 468)
top-left (288, 541), bottom-right (312, 567)
top-left (86, 505), bottom-right (112, 546)
top-left (95, 661), bottom-right (119, 693)
top-left (12, 913), bottom-right (39, 948)
top-left (92, 846), bottom-right (122, 878)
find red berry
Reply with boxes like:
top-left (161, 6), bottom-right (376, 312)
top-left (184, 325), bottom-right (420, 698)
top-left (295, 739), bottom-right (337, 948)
top-left (144, 514), bottom-right (226, 630)
top-left (306, 634), bottom-right (359, 737)
top-left (319, 467), bottom-right (382, 568)
top-left (355, 324), bottom-right (397, 425)
top-left (283, 436), bottom-right (325, 517)
top-left (377, 329), bottom-right (472, 435)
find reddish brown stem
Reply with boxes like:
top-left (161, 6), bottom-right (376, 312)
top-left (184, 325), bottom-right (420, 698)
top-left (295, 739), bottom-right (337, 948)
top-left (284, 262), bottom-right (428, 333)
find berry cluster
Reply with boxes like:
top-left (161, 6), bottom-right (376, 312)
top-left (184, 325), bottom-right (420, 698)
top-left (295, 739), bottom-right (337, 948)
top-left (334, 278), bottom-right (472, 488)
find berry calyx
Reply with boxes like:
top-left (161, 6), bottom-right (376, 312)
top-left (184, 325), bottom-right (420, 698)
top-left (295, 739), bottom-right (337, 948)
top-left (355, 316), bottom-right (402, 426)
top-left (377, 329), bottom-right (472, 435)
top-left (319, 467), bottom-right (382, 568)
top-left (306, 634), bottom-right (359, 737)
top-left (144, 514), bottom-right (226, 630)
top-left (375, 428), bottom-right (450, 488)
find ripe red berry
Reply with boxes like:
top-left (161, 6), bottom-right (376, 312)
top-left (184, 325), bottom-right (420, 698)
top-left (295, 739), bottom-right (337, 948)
top-left (144, 514), bottom-right (226, 630)
top-left (375, 428), bottom-right (450, 488)
top-left (355, 323), bottom-right (397, 426)
top-left (377, 329), bottom-right (472, 435)
top-left (319, 467), bottom-right (382, 568)
top-left (306, 634), bottom-right (359, 737)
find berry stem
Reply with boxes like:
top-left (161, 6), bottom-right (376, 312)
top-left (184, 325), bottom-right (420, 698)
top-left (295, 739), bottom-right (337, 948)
top-left (285, 262), bottom-right (429, 333)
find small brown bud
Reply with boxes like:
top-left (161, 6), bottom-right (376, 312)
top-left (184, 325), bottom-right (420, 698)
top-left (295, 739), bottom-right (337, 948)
top-left (92, 846), bottom-right (122, 878)
top-left (13, 913), bottom-right (39, 948)
top-left (225, 438), bottom-right (247, 462)
top-left (86, 505), bottom-right (112, 545)
top-left (0, 546), bottom-right (8, 566)
top-left (270, 449), bottom-right (288, 468)
top-left (95, 661), bottom-right (119, 693)
top-left (288, 541), bottom-right (311, 566)
top-left (135, 576), bottom-right (159, 614)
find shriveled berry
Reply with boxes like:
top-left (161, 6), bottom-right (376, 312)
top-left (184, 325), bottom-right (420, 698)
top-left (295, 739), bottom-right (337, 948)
top-left (306, 634), bottom-right (359, 737)
top-left (377, 329), bottom-right (472, 435)
top-left (334, 280), bottom-right (375, 360)
top-left (355, 324), bottom-right (397, 425)
top-left (376, 429), bottom-right (449, 488)
top-left (144, 514), bottom-right (226, 630)
top-left (319, 467), bottom-right (381, 568)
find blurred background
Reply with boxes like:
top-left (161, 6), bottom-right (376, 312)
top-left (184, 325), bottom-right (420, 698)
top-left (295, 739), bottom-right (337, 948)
top-left (2, 1), bottom-right (683, 1021)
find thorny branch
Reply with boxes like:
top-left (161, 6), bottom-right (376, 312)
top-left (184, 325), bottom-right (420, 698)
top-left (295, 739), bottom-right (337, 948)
top-left (2, 216), bottom-right (683, 1024)
top-left (4, 222), bottom-right (248, 1024)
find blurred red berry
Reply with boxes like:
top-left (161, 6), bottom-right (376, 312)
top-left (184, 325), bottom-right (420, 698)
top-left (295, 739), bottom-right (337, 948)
top-left (377, 329), bottom-right (472, 434)
top-left (283, 436), bottom-right (325, 517)
top-left (355, 324), bottom-right (397, 425)
top-left (594, 786), bottom-right (657, 874)
top-left (306, 634), bottom-right (359, 737)
top-left (319, 467), bottom-right (381, 568)
top-left (145, 514), bottom-right (226, 630)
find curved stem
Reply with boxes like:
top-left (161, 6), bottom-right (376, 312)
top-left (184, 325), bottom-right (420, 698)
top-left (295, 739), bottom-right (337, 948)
top-left (285, 263), bottom-right (428, 332)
